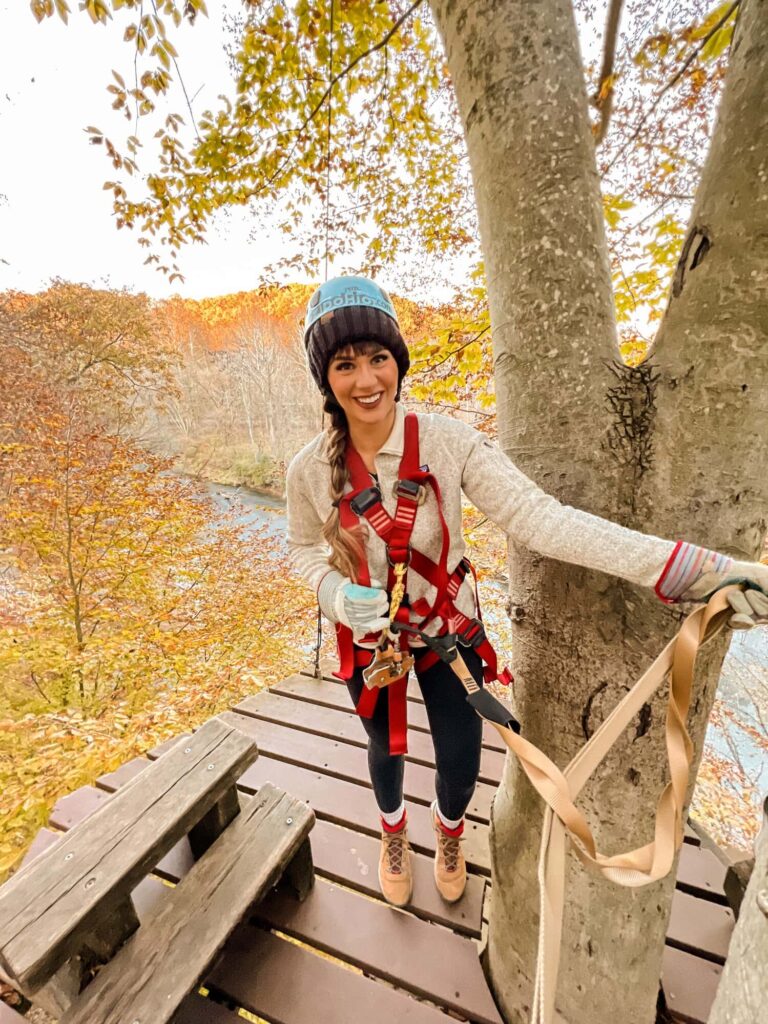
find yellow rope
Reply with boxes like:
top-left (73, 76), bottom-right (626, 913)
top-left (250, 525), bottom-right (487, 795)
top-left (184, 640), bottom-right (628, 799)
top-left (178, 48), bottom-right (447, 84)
top-left (389, 562), bottom-right (407, 622)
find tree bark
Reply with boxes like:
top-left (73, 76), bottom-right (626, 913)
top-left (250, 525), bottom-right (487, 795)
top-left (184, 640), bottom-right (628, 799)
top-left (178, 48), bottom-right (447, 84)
top-left (429, 1), bottom-right (768, 1022)
top-left (709, 797), bottom-right (768, 1024)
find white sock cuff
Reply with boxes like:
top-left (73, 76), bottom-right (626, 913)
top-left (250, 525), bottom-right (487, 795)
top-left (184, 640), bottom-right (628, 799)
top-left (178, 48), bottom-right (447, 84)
top-left (434, 800), bottom-right (463, 831)
top-left (380, 802), bottom-right (406, 827)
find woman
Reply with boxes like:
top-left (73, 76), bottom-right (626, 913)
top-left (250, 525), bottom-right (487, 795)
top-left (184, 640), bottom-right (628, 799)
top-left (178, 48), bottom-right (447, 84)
top-left (286, 275), bottom-right (768, 909)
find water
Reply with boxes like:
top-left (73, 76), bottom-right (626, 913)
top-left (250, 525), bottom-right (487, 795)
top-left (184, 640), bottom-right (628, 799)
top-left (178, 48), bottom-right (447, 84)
top-left (204, 481), bottom-right (287, 538)
top-left (708, 628), bottom-right (767, 786)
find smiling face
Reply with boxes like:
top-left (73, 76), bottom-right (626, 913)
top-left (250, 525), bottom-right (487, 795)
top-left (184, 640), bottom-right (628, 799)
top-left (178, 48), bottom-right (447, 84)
top-left (326, 341), bottom-right (400, 437)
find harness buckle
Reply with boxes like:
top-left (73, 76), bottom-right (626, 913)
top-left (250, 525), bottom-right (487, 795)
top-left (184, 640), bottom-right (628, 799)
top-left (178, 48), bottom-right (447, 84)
top-left (350, 486), bottom-right (382, 517)
top-left (459, 618), bottom-right (486, 649)
top-left (393, 478), bottom-right (427, 505)
top-left (387, 545), bottom-right (412, 568)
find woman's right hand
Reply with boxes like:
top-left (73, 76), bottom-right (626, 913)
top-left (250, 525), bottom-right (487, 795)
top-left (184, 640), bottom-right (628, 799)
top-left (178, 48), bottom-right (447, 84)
top-left (318, 571), bottom-right (390, 636)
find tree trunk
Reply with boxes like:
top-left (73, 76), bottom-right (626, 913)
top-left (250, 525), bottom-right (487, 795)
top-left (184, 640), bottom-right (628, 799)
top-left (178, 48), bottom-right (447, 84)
top-left (709, 797), bottom-right (768, 1024)
top-left (429, 1), bottom-right (768, 1022)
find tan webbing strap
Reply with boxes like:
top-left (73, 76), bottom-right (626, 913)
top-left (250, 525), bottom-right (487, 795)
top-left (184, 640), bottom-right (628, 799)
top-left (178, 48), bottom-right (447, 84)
top-left (461, 587), bottom-right (735, 1024)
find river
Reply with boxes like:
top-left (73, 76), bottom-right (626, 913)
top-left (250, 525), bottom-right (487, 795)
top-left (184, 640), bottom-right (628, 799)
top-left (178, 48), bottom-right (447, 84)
top-left (204, 481), bottom-right (767, 804)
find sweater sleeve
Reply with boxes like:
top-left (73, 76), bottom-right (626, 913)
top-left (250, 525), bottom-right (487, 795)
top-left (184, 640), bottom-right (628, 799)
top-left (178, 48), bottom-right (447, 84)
top-left (457, 425), bottom-right (676, 590)
top-left (285, 454), bottom-right (336, 593)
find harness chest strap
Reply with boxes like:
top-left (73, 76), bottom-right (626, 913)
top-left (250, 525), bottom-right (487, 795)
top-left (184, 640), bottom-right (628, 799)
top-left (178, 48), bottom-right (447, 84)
top-left (333, 413), bottom-right (512, 754)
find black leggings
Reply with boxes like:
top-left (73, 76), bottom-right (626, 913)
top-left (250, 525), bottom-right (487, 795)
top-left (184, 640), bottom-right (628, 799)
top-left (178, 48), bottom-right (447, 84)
top-left (345, 645), bottom-right (485, 821)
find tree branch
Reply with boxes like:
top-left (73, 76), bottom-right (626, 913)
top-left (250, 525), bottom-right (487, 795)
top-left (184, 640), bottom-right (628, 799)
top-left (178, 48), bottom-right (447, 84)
top-left (605, 0), bottom-right (741, 172)
top-left (229, 0), bottom-right (425, 196)
top-left (592, 0), bottom-right (625, 145)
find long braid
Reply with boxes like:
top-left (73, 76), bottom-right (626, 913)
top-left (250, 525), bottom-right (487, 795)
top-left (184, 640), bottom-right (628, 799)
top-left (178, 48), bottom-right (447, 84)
top-left (321, 399), bottom-right (367, 580)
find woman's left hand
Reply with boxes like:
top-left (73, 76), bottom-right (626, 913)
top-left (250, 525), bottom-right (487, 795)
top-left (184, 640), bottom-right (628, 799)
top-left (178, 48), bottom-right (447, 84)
top-left (723, 582), bottom-right (768, 629)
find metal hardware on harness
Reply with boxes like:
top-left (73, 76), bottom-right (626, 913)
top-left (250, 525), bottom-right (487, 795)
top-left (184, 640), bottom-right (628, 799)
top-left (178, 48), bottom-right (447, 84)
top-left (362, 639), bottom-right (414, 689)
top-left (458, 618), bottom-right (486, 649)
top-left (349, 486), bottom-right (382, 517)
top-left (393, 478), bottom-right (427, 505)
top-left (387, 546), bottom-right (412, 568)
top-left (389, 621), bottom-right (458, 664)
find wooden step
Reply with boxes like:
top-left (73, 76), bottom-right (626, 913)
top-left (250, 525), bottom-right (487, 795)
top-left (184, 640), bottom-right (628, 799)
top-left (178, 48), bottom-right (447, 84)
top-left (0, 718), bottom-right (257, 995)
top-left (62, 785), bottom-right (314, 1024)
top-left (19, 834), bottom-right (467, 1024)
top-left (38, 794), bottom-right (500, 1024)
top-left (93, 758), bottom-right (486, 937)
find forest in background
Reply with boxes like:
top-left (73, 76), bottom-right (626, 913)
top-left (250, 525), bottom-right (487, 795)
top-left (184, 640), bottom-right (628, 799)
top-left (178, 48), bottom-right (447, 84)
top-left (1, 273), bottom-right (764, 885)
top-left (0, 277), bottom-right (507, 881)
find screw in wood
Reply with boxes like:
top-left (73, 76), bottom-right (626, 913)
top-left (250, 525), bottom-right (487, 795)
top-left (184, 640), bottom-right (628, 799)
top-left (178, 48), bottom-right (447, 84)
top-left (85, 878), bottom-right (95, 889)
top-left (757, 888), bottom-right (768, 918)
top-left (286, 818), bottom-right (293, 825)
top-left (184, 747), bottom-right (191, 754)
top-left (64, 852), bottom-right (73, 861)
top-left (207, 764), bottom-right (215, 770)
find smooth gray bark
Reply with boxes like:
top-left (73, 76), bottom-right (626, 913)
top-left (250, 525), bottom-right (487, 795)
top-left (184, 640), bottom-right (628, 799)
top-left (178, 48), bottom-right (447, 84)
top-left (429, 0), bottom-right (768, 1022)
top-left (709, 798), bottom-right (768, 1024)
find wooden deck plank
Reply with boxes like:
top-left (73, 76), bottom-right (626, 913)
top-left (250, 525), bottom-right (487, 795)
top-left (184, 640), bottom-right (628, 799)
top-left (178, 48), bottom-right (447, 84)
top-left (676, 845), bottom-right (728, 905)
top-left (667, 891), bottom-right (734, 964)
top-left (271, 673), bottom-right (508, 752)
top-left (217, 708), bottom-right (496, 822)
top-left (206, 925), bottom-right (463, 1024)
top-left (94, 759), bottom-right (486, 937)
top-left (661, 945), bottom-right (723, 1024)
top-left (253, 879), bottom-right (504, 1024)
top-left (236, 690), bottom-right (506, 784)
top-left (174, 993), bottom-right (244, 1024)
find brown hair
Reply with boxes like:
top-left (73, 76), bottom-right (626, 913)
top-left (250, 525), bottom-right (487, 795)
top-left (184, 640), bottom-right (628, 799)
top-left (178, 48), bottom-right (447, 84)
top-left (320, 341), bottom-right (385, 580)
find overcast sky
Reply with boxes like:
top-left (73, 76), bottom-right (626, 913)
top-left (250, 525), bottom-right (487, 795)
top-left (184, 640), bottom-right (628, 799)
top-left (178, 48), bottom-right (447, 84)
top-left (1, 3), bottom-right (603, 303)
top-left (0, 2), bottom-right (310, 300)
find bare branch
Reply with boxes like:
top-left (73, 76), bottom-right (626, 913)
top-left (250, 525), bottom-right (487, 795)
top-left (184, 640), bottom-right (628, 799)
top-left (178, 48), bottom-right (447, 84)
top-left (606, 0), bottom-right (741, 172)
top-left (593, 0), bottom-right (625, 145)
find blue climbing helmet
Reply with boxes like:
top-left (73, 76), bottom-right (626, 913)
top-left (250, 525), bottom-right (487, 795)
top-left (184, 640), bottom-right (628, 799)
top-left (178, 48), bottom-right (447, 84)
top-left (303, 275), bottom-right (409, 394)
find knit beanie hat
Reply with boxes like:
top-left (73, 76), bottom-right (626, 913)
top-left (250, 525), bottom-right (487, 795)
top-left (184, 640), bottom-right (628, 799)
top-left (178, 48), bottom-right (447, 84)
top-left (304, 276), bottom-right (410, 395)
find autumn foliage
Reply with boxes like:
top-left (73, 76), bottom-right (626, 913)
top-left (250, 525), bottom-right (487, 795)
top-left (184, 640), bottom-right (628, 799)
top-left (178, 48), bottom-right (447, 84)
top-left (0, 283), bottom-right (313, 879)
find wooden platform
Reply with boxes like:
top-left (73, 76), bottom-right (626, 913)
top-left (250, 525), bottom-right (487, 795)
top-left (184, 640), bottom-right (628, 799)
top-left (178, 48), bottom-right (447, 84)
top-left (15, 668), bottom-right (734, 1024)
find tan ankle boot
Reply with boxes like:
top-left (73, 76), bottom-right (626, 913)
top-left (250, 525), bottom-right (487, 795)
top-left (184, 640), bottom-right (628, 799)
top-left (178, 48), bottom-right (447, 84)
top-left (378, 827), bottom-right (413, 907)
top-left (431, 801), bottom-right (467, 903)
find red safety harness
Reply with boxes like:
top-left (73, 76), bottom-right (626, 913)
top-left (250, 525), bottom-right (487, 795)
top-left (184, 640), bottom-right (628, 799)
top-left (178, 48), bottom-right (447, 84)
top-left (334, 412), bottom-right (513, 754)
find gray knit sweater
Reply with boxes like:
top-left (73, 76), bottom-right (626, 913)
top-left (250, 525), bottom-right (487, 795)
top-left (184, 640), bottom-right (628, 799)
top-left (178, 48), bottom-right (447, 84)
top-left (285, 404), bottom-right (684, 636)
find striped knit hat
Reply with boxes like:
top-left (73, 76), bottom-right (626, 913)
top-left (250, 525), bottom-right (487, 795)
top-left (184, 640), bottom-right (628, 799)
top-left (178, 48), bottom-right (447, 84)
top-left (304, 276), bottom-right (410, 395)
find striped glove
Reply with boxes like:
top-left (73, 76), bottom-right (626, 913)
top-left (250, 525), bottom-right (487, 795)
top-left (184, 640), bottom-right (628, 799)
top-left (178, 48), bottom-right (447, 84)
top-left (656, 543), bottom-right (768, 629)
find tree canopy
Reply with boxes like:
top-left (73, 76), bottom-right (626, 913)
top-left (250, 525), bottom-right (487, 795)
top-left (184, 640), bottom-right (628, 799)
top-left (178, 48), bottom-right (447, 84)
top-left (31, 0), bottom-right (737, 360)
